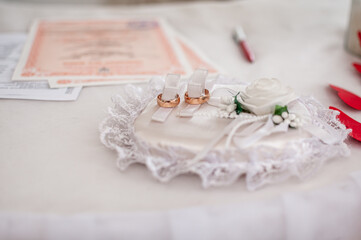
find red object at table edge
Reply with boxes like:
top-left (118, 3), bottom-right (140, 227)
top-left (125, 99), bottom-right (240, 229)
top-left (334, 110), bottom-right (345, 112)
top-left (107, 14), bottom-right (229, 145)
top-left (354, 62), bottom-right (361, 74)
top-left (358, 31), bottom-right (361, 47)
top-left (329, 106), bottom-right (361, 141)
top-left (329, 84), bottom-right (361, 110)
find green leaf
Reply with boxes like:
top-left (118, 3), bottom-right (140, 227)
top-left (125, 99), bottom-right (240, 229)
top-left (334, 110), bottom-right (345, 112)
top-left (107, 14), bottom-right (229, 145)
top-left (274, 105), bottom-right (288, 116)
top-left (234, 92), bottom-right (244, 115)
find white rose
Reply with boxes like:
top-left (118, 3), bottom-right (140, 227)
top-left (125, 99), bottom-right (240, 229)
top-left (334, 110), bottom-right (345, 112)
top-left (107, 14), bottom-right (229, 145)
top-left (237, 78), bottom-right (297, 115)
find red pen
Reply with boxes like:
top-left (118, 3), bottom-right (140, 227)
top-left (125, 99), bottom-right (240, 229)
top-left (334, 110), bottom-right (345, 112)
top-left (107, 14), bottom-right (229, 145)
top-left (233, 26), bottom-right (255, 63)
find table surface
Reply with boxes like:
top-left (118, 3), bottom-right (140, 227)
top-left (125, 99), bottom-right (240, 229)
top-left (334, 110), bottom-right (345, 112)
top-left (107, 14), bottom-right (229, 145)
top-left (1, 0), bottom-right (361, 214)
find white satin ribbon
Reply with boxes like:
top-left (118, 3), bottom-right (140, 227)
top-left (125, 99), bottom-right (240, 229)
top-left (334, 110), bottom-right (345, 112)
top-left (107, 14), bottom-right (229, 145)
top-left (231, 116), bottom-right (289, 150)
top-left (225, 115), bottom-right (270, 148)
top-left (187, 115), bottom-right (269, 167)
top-left (179, 69), bottom-right (208, 118)
top-left (151, 74), bottom-right (180, 123)
top-left (186, 114), bottom-right (295, 167)
top-left (232, 121), bottom-right (265, 137)
top-left (178, 104), bottom-right (201, 117)
top-left (190, 68), bottom-right (207, 93)
top-left (152, 107), bottom-right (174, 122)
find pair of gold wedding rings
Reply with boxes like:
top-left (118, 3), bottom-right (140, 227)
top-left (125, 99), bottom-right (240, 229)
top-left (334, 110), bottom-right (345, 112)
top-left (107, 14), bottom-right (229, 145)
top-left (157, 89), bottom-right (210, 108)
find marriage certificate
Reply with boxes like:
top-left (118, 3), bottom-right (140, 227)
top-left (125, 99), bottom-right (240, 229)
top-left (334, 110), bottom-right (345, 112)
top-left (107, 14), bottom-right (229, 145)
top-left (13, 19), bottom-right (191, 87)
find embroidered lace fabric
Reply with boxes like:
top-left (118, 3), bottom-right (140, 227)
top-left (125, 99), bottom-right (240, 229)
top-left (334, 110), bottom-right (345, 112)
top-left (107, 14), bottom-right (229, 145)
top-left (99, 79), bottom-right (350, 190)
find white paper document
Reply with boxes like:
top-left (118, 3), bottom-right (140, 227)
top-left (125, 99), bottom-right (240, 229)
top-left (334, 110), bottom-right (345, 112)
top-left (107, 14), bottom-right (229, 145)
top-left (10, 18), bottom-right (223, 88)
top-left (13, 19), bottom-right (192, 88)
top-left (0, 33), bottom-right (81, 101)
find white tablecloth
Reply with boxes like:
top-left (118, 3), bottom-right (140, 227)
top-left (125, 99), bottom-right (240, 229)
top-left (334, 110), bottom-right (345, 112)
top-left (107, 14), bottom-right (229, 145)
top-left (1, 0), bottom-right (361, 239)
top-left (1, 171), bottom-right (361, 239)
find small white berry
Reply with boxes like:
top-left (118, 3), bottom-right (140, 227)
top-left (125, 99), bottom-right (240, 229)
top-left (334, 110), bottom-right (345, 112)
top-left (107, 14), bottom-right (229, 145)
top-left (284, 119), bottom-right (291, 125)
top-left (281, 112), bottom-right (289, 119)
top-left (272, 115), bottom-right (283, 124)
top-left (226, 104), bottom-right (237, 113)
top-left (290, 122), bottom-right (298, 128)
top-left (295, 118), bottom-right (300, 123)
top-left (229, 112), bottom-right (237, 118)
top-left (288, 114), bottom-right (296, 121)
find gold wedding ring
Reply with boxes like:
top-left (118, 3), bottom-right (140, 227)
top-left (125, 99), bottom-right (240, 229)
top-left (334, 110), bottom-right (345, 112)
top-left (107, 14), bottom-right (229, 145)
top-left (157, 94), bottom-right (180, 108)
top-left (184, 89), bottom-right (210, 105)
